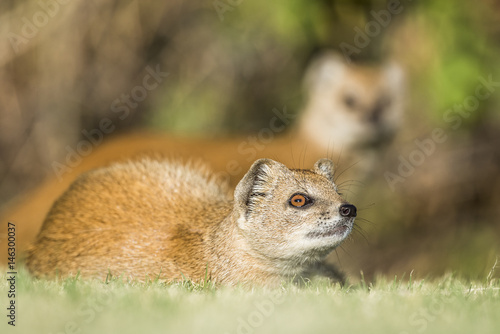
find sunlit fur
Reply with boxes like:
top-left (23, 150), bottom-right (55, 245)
top-left (26, 158), bottom-right (355, 285)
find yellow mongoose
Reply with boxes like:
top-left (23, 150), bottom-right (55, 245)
top-left (1, 52), bottom-right (400, 265)
top-left (26, 158), bottom-right (357, 285)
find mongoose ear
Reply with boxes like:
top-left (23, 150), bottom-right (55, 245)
top-left (234, 159), bottom-right (287, 214)
top-left (314, 159), bottom-right (335, 182)
top-left (303, 51), bottom-right (346, 94)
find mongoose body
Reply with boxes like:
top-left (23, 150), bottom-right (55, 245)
top-left (26, 158), bottom-right (357, 285)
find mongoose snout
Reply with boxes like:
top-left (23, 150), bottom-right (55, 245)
top-left (305, 203), bottom-right (356, 240)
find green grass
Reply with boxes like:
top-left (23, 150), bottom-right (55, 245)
top-left (1, 269), bottom-right (499, 334)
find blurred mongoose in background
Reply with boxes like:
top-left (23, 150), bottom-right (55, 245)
top-left (1, 51), bottom-right (400, 265)
top-left (26, 158), bottom-right (357, 285)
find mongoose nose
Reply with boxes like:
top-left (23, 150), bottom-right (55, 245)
top-left (339, 204), bottom-right (357, 218)
top-left (368, 106), bottom-right (383, 124)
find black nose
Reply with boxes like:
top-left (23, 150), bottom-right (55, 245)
top-left (339, 204), bottom-right (357, 218)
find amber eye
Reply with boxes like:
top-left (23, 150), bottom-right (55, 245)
top-left (289, 193), bottom-right (312, 208)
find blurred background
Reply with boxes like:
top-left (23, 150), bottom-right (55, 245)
top-left (0, 0), bottom-right (499, 280)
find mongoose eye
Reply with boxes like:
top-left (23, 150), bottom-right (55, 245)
top-left (289, 193), bottom-right (313, 208)
top-left (343, 94), bottom-right (357, 109)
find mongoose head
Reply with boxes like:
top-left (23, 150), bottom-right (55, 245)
top-left (233, 158), bottom-right (356, 272)
top-left (301, 51), bottom-right (405, 150)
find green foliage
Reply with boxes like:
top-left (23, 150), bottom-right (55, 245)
top-left (411, 1), bottom-right (499, 124)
